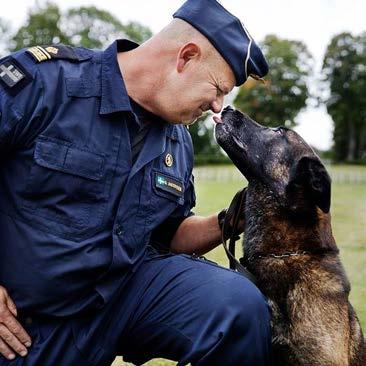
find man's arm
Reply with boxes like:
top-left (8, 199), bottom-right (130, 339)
top-left (0, 54), bottom-right (45, 360)
top-left (170, 214), bottom-right (222, 255)
top-left (170, 187), bottom-right (246, 255)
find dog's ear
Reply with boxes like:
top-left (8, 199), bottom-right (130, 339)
top-left (289, 156), bottom-right (331, 213)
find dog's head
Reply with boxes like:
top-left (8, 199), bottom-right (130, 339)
top-left (215, 106), bottom-right (331, 215)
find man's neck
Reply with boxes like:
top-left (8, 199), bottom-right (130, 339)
top-left (117, 46), bottom-right (162, 117)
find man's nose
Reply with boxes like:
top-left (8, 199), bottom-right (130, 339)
top-left (210, 96), bottom-right (224, 114)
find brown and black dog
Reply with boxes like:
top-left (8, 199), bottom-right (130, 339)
top-left (215, 106), bottom-right (365, 366)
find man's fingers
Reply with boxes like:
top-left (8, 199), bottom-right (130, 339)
top-left (5, 296), bottom-right (17, 317)
top-left (0, 324), bottom-right (28, 358)
top-left (0, 338), bottom-right (16, 360)
top-left (0, 287), bottom-right (31, 348)
top-left (2, 315), bottom-right (31, 348)
top-left (0, 286), bottom-right (31, 359)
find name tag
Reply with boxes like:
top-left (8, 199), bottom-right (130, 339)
top-left (154, 172), bottom-right (184, 198)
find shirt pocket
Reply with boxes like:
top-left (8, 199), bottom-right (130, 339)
top-left (22, 136), bottom-right (107, 240)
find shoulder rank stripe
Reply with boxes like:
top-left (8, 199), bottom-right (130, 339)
top-left (37, 46), bottom-right (51, 59)
top-left (27, 46), bottom-right (49, 62)
top-left (26, 44), bottom-right (81, 63)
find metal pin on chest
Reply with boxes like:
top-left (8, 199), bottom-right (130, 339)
top-left (165, 153), bottom-right (173, 167)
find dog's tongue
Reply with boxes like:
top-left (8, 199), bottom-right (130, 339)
top-left (213, 115), bottom-right (222, 124)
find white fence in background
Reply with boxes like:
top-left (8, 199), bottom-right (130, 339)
top-left (193, 166), bottom-right (366, 184)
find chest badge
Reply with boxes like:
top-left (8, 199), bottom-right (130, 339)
top-left (154, 172), bottom-right (184, 198)
top-left (165, 153), bottom-right (173, 167)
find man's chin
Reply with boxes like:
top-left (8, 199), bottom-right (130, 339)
top-left (168, 119), bottom-right (195, 126)
top-left (170, 113), bottom-right (199, 126)
top-left (181, 114), bottom-right (201, 126)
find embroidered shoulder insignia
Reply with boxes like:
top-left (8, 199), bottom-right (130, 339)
top-left (45, 46), bottom-right (58, 55)
top-left (26, 45), bottom-right (79, 63)
top-left (0, 58), bottom-right (32, 96)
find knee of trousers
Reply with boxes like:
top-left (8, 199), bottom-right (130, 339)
top-left (208, 275), bottom-right (271, 341)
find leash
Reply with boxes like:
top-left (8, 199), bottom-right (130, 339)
top-left (221, 188), bottom-right (258, 285)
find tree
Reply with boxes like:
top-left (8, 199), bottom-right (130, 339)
top-left (11, 3), bottom-right (69, 51)
top-left (10, 2), bottom-right (152, 52)
top-left (234, 34), bottom-right (312, 128)
top-left (61, 7), bottom-right (152, 49)
top-left (123, 21), bottom-right (153, 44)
top-left (322, 32), bottom-right (366, 162)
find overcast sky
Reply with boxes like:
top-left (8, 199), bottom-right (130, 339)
top-left (2, 0), bottom-right (365, 150)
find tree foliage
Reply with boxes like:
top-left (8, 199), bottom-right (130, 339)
top-left (11, 3), bottom-right (69, 51)
top-left (322, 32), bottom-right (366, 162)
top-left (9, 2), bottom-right (152, 52)
top-left (61, 6), bottom-right (126, 49)
top-left (123, 21), bottom-right (153, 44)
top-left (62, 7), bottom-right (152, 49)
top-left (234, 34), bottom-right (312, 128)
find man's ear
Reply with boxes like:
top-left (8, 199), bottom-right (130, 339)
top-left (291, 156), bottom-right (331, 213)
top-left (176, 43), bottom-right (201, 72)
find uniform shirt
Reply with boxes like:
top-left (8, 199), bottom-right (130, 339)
top-left (0, 40), bottom-right (196, 316)
top-left (128, 98), bottom-right (153, 163)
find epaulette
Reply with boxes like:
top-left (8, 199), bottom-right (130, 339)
top-left (26, 45), bottom-right (83, 63)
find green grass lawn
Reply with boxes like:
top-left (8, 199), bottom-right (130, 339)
top-left (114, 166), bottom-right (366, 366)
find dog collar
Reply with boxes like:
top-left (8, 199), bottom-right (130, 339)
top-left (243, 248), bottom-right (339, 263)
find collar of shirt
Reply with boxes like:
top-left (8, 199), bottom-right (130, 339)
top-left (99, 39), bottom-right (139, 115)
top-left (99, 39), bottom-right (178, 141)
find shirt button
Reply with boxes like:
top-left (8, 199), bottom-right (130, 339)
top-left (115, 225), bottom-right (123, 236)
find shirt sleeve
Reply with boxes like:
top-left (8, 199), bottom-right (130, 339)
top-left (0, 54), bottom-right (44, 154)
top-left (150, 173), bottom-right (196, 252)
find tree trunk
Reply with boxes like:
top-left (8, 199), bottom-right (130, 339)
top-left (347, 120), bottom-right (356, 162)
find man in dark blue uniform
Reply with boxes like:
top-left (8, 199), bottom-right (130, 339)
top-left (0, 0), bottom-right (272, 364)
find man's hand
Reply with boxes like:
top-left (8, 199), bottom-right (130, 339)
top-left (219, 188), bottom-right (246, 238)
top-left (0, 286), bottom-right (31, 360)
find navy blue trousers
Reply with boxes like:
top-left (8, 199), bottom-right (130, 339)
top-left (1, 249), bottom-right (272, 365)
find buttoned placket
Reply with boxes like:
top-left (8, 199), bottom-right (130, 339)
top-left (112, 121), bottom-right (169, 242)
